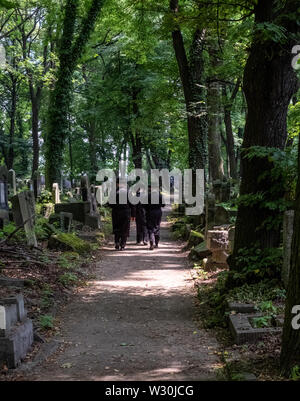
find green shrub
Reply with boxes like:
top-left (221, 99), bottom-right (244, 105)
top-left (0, 222), bottom-right (25, 242)
top-left (59, 272), bottom-right (78, 287)
top-left (39, 314), bottom-right (54, 330)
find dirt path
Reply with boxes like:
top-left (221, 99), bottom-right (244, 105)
top-left (21, 208), bottom-right (220, 381)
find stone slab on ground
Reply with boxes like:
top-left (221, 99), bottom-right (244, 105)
top-left (229, 313), bottom-right (282, 345)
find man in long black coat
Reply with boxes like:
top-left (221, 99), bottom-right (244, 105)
top-left (135, 202), bottom-right (148, 245)
top-left (145, 189), bottom-right (165, 250)
top-left (109, 183), bottom-right (132, 251)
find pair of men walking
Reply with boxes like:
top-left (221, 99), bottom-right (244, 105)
top-left (109, 183), bottom-right (165, 251)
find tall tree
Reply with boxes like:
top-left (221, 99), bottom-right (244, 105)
top-left (280, 133), bottom-right (300, 376)
top-left (222, 78), bottom-right (241, 180)
top-left (229, 0), bottom-right (299, 270)
top-left (170, 0), bottom-right (207, 188)
top-left (45, 0), bottom-right (104, 189)
top-left (16, 6), bottom-right (52, 178)
top-left (207, 39), bottom-right (225, 183)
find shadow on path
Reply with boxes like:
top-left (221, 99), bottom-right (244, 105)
top-left (21, 207), bottom-right (220, 381)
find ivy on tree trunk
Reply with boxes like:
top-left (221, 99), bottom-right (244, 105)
top-left (45, 0), bottom-right (103, 190)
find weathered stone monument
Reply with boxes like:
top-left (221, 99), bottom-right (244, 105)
top-left (282, 210), bottom-right (295, 289)
top-left (52, 183), bottom-right (60, 204)
top-left (81, 175), bottom-right (91, 202)
top-left (8, 169), bottom-right (16, 197)
top-left (206, 229), bottom-right (229, 266)
top-left (11, 191), bottom-right (37, 247)
top-left (54, 176), bottom-right (101, 229)
top-left (0, 295), bottom-right (33, 368)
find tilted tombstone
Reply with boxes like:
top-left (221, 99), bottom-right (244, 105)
top-left (8, 169), bottom-right (16, 197)
top-left (11, 191), bottom-right (37, 247)
top-left (282, 210), bottom-right (294, 289)
top-left (52, 183), bottom-right (60, 204)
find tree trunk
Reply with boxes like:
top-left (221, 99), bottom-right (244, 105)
top-left (130, 88), bottom-right (143, 169)
top-left (45, 0), bottom-right (102, 189)
top-left (7, 75), bottom-right (17, 170)
top-left (230, 0), bottom-right (299, 270)
top-left (207, 80), bottom-right (224, 182)
top-left (68, 134), bottom-right (74, 185)
top-left (170, 0), bottom-right (207, 191)
top-left (207, 41), bottom-right (224, 183)
top-left (30, 85), bottom-right (42, 177)
top-left (222, 80), bottom-right (240, 180)
top-left (88, 120), bottom-right (98, 181)
top-left (280, 148), bottom-right (300, 375)
top-left (224, 107), bottom-right (237, 179)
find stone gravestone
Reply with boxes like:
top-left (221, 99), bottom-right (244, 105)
top-left (11, 191), bottom-right (37, 247)
top-left (60, 212), bottom-right (73, 232)
top-left (0, 295), bottom-right (33, 368)
top-left (206, 229), bottom-right (229, 266)
top-left (8, 169), bottom-right (16, 197)
top-left (0, 166), bottom-right (9, 228)
top-left (282, 210), bottom-right (294, 289)
top-left (52, 183), bottom-right (60, 204)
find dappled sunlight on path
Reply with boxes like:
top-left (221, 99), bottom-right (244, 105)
top-left (21, 207), bottom-right (220, 381)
